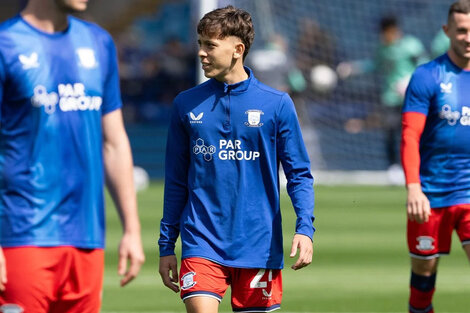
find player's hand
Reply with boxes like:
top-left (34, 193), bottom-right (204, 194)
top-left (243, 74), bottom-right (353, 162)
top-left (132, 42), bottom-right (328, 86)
top-left (0, 246), bottom-right (7, 291)
top-left (406, 183), bottom-right (431, 223)
top-left (289, 233), bottom-right (313, 270)
top-left (159, 255), bottom-right (179, 293)
top-left (118, 231), bottom-right (145, 287)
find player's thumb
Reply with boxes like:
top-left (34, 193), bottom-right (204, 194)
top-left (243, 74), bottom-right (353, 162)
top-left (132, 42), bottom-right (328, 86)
top-left (289, 240), bottom-right (298, 258)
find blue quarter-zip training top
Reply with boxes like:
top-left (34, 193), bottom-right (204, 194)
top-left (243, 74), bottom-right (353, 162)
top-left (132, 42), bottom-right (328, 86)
top-left (159, 67), bottom-right (315, 269)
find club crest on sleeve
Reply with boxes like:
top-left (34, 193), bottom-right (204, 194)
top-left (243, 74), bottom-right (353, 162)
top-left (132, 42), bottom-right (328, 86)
top-left (76, 48), bottom-right (97, 69)
top-left (416, 236), bottom-right (435, 251)
top-left (181, 272), bottom-right (197, 290)
top-left (245, 110), bottom-right (264, 127)
top-left (0, 304), bottom-right (24, 313)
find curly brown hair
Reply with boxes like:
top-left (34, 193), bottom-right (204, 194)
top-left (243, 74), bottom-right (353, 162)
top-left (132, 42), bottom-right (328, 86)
top-left (197, 5), bottom-right (255, 60)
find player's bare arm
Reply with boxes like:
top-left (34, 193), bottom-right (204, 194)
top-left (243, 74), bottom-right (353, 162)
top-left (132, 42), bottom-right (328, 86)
top-left (406, 183), bottom-right (431, 223)
top-left (159, 255), bottom-right (179, 292)
top-left (103, 109), bottom-right (145, 287)
top-left (290, 233), bottom-right (313, 270)
top-left (0, 246), bottom-right (6, 291)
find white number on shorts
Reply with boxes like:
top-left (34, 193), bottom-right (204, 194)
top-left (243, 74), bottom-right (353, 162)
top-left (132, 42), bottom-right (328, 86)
top-left (249, 269), bottom-right (272, 289)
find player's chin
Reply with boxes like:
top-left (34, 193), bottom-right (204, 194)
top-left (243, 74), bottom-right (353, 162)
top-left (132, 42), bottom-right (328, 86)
top-left (63, 1), bottom-right (88, 13)
top-left (203, 69), bottom-right (217, 79)
top-left (72, 3), bottom-right (88, 12)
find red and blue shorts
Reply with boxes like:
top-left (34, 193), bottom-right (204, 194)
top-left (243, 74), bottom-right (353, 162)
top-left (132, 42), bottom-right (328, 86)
top-left (180, 257), bottom-right (282, 312)
top-left (0, 246), bottom-right (104, 313)
top-left (408, 204), bottom-right (470, 259)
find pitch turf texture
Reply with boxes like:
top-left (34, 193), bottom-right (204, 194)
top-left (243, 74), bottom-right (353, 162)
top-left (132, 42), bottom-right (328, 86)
top-left (102, 183), bottom-right (469, 313)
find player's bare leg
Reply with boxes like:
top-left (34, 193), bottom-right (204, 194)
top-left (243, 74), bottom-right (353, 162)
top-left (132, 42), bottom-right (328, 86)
top-left (411, 257), bottom-right (439, 275)
top-left (184, 296), bottom-right (219, 313)
top-left (463, 244), bottom-right (470, 261)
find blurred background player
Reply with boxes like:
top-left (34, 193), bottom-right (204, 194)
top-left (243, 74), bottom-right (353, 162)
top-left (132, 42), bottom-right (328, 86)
top-left (337, 16), bottom-right (428, 183)
top-left (247, 33), bottom-right (306, 94)
top-left (158, 5), bottom-right (314, 313)
top-left (296, 17), bottom-right (337, 96)
top-left (431, 28), bottom-right (450, 58)
top-left (0, 0), bottom-right (145, 312)
top-left (401, 1), bottom-right (470, 312)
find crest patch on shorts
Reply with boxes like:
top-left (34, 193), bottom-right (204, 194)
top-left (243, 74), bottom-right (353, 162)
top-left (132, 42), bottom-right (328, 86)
top-left (0, 304), bottom-right (24, 313)
top-left (416, 236), bottom-right (435, 251)
top-left (181, 271), bottom-right (197, 290)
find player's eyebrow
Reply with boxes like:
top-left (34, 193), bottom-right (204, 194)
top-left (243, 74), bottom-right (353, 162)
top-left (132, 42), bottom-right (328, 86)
top-left (198, 37), bottom-right (218, 45)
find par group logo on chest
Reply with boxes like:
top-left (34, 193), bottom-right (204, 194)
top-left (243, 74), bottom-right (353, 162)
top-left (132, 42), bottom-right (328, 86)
top-left (439, 104), bottom-right (470, 126)
top-left (76, 48), bottom-right (97, 69)
top-left (31, 83), bottom-right (102, 114)
top-left (245, 109), bottom-right (264, 127)
top-left (193, 138), bottom-right (260, 162)
top-left (193, 138), bottom-right (216, 161)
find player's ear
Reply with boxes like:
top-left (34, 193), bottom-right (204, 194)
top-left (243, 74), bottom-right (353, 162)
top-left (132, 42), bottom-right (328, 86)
top-left (443, 24), bottom-right (450, 38)
top-left (233, 42), bottom-right (245, 60)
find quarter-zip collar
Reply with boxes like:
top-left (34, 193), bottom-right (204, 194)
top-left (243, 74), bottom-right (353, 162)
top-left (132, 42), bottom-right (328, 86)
top-left (209, 66), bottom-right (254, 94)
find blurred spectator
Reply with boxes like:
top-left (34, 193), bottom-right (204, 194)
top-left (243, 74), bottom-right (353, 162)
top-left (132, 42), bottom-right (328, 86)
top-left (337, 16), bottom-right (428, 179)
top-left (116, 31), bottom-right (195, 124)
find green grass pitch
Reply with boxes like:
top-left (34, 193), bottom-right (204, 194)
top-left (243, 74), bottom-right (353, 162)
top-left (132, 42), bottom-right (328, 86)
top-left (101, 183), bottom-right (469, 313)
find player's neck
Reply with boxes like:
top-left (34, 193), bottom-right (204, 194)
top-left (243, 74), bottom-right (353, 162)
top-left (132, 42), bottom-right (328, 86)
top-left (220, 62), bottom-right (248, 85)
top-left (448, 50), bottom-right (470, 70)
top-left (21, 2), bottom-right (69, 33)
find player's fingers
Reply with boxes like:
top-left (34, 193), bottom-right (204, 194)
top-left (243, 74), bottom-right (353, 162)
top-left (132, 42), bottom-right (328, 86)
top-left (423, 200), bottom-right (431, 223)
top-left (118, 251), bottom-right (128, 276)
top-left (407, 201), bottom-right (417, 222)
top-left (159, 260), bottom-right (179, 292)
top-left (418, 198), bottom-right (431, 224)
top-left (0, 266), bottom-right (5, 292)
top-left (0, 249), bottom-right (6, 291)
top-left (161, 272), bottom-right (179, 292)
top-left (413, 201), bottom-right (424, 223)
top-left (301, 247), bottom-right (313, 266)
top-left (170, 261), bottom-right (178, 283)
top-left (120, 255), bottom-right (143, 287)
top-left (416, 202), bottom-right (425, 224)
top-left (292, 244), bottom-right (312, 270)
top-left (406, 203), bottom-right (414, 221)
top-left (292, 255), bottom-right (309, 270)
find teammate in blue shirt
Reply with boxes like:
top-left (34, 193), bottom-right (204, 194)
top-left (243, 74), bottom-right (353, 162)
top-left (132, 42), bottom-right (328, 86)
top-left (401, 1), bottom-right (470, 312)
top-left (0, 0), bottom-right (145, 312)
top-left (158, 6), bottom-right (315, 313)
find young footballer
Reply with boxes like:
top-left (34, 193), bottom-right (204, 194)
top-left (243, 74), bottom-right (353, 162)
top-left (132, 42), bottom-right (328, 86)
top-left (158, 5), bottom-right (315, 313)
top-left (0, 0), bottom-right (145, 312)
top-left (401, 1), bottom-right (470, 312)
